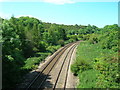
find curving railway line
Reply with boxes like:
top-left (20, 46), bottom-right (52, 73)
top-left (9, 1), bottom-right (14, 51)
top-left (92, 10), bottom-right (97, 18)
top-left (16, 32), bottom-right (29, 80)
top-left (17, 41), bottom-right (80, 89)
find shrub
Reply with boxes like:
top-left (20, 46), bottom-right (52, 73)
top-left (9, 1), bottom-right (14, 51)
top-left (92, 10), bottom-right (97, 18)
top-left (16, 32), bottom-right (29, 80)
top-left (46, 45), bottom-right (61, 53)
top-left (71, 57), bottom-right (91, 75)
top-left (57, 39), bottom-right (64, 46)
top-left (88, 34), bottom-right (99, 44)
top-left (82, 34), bottom-right (90, 40)
top-left (23, 57), bottom-right (42, 70)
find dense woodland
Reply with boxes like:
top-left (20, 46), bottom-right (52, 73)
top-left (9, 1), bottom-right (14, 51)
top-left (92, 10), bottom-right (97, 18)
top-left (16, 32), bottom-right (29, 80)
top-left (0, 16), bottom-right (119, 88)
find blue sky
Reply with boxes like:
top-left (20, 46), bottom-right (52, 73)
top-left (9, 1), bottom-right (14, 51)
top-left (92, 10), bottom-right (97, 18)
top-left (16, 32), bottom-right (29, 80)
top-left (0, 1), bottom-right (119, 28)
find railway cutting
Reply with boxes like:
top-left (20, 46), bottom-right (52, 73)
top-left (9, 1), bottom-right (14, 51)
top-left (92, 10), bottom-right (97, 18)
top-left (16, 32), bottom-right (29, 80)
top-left (17, 41), bottom-right (80, 89)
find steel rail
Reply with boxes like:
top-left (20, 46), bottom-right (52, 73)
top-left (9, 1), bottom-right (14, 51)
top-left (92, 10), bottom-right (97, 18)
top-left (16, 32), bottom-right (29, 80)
top-left (53, 43), bottom-right (78, 89)
top-left (25, 42), bottom-right (77, 89)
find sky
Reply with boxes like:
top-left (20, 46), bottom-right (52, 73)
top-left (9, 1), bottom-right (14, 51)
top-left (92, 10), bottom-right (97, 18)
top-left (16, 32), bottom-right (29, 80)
top-left (0, 0), bottom-right (119, 28)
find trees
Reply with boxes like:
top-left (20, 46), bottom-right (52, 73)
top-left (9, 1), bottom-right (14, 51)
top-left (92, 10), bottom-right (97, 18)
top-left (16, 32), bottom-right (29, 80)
top-left (2, 18), bottom-right (26, 88)
top-left (2, 16), bottom-right (118, 88)
top-left (43, 25), bottom-right (67, 45)
top-left (98, 25), bottom-right (118, 51)
top-left (2, 16), bottom-right (68, 88)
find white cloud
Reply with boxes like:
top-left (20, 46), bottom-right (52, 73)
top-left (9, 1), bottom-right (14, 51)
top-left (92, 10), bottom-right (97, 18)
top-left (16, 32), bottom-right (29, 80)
top-left (41, 0), bottom-right (75, 4)
top-left (0, 12), bottom-right (12, 19)
top-left (0, 0), bottom-right (119, 4)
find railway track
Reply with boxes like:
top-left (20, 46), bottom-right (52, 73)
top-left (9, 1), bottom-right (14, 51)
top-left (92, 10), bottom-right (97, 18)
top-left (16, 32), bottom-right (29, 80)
top-left (20, 41), bottom-right (80, 89)
top-left (53, 42), bottom-right (77, 89)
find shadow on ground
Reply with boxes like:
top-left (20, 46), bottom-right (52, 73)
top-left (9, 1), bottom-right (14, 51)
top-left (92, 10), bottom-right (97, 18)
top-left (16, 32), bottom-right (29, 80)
top-left (15, 70), bottom-right (53, 89)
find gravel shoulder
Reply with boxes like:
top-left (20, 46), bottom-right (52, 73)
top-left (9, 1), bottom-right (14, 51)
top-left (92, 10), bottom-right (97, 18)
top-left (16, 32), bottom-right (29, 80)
top-left (42, 44), bottom-right (74, 88)
top-left (66, 45), bottom-right (78, 88)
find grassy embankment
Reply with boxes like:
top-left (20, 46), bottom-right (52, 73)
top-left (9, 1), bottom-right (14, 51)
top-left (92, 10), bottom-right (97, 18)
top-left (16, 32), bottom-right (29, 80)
top-left (71, 41), bottom-right (119, 88)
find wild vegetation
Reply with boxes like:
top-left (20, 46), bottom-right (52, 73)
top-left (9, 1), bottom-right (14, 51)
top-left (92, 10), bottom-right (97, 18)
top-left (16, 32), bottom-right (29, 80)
top-left (71, 24), bottom-right (119, 88)
top-left (1, 16), bottom-right (119, 88)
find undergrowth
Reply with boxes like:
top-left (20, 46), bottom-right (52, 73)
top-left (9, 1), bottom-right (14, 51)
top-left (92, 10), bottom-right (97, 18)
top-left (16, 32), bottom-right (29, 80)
top-left (71, 41), bottom-right (119, 88)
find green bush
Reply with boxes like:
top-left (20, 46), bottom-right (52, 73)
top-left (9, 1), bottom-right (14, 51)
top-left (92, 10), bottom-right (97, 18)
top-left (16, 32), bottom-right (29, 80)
top-left (82, 34), bottom-right (90, 40)
top-left (68, 38), bottom-right (76, 43)
top-left (88, 33), bottom-right (99, 44)
top-left (71, 57), bottom-right (91, 75)
top-left (23, 52), bottom-right (50, 70)
top-left (36, 52), bottom-right (50, 59)
top-left (23, 57), bottom-right (42, 70)
top-left (57, 39), bottom-right (65, 46)
top-left (46, 45), bottom-right (61, 53)
top-left (93, 57), bottom-right (119, 88)
top-left (67, 35), bottom-right (78, 42)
